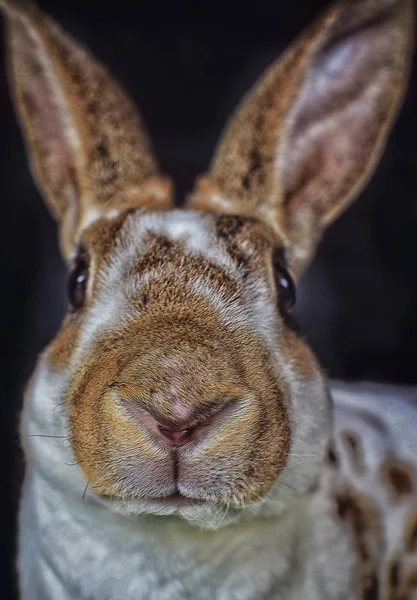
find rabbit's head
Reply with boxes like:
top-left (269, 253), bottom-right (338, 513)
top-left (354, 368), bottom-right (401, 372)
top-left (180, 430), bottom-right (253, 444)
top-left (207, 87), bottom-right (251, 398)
top-left (2, 0), bottom-right (413, 528)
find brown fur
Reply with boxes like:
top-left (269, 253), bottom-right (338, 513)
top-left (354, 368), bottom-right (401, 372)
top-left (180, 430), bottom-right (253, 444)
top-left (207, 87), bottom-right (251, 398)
top-left (383, 503), bottom-right (417, 598)
top-left (386, 558), bottom-right (417, 599)
top-left (381, 459), bottom-right (415, 504)
top-left (405, 506), bottom-right (417, 553)
top-left (326, 441), bottom-right (339, 467)
top-left (67, 305), bottom-right (291, 504)
top-left (341, 430), bottom-right (366, 474)
top-left (335, 491), bottom-right (382, 600)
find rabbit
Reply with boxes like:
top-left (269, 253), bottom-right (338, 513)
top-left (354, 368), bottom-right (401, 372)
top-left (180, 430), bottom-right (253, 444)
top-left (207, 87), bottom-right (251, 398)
top-left (0, 0), bottom-right (416, 598)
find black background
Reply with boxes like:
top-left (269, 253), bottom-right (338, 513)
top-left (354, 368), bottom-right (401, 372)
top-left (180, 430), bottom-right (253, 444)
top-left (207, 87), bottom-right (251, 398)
top-left (1, 1), bottom-right (416, 598)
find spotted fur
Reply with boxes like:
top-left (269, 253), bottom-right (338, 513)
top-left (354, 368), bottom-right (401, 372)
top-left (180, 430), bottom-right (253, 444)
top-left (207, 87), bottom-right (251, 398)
top-left (0, 0), bottom-right (415, 598)
top-left (322, 383), bottom-right (417, 600)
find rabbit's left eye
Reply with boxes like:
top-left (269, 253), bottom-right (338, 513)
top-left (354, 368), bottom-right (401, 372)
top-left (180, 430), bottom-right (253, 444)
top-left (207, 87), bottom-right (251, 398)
top-left (68, 254), bottom-right (89, 310)
top-left (272, 247), bottom-right (296, 314)
top-left (276, 267), bottom-right (296, 312)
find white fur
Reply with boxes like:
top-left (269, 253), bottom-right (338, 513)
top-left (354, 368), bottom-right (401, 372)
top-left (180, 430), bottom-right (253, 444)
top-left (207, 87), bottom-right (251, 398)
top-left (22, 355), bottom-right (417, 600)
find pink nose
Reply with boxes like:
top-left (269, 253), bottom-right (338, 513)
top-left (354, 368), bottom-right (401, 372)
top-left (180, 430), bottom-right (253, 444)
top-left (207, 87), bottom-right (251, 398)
top-left (122, 398), bottom-right (230, 449)
top-left (156, 424), bottom-right (197, 447)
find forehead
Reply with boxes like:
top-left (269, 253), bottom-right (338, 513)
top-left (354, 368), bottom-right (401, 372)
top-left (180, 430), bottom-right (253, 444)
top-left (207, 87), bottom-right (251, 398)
top-left (123, 209), bottom-right (238, 268)
top-left (82, 208), bottom-right (278, 276)
top-left (78, 209), bottom-right (281, 343)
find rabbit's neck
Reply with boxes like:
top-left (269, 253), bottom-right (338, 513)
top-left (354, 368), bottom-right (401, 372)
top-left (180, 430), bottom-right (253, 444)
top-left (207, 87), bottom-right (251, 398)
top-left (18, 467), bottom-right (344, 600)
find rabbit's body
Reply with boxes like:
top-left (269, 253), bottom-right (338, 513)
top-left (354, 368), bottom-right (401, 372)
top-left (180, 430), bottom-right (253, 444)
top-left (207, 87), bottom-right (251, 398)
top-left (1, 0), bottom-right (415, 598)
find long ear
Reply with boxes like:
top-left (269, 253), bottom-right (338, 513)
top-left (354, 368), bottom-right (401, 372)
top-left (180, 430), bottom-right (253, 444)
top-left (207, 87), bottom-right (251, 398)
top-left (0, 1), bottom-right (172, 258)
top-left (188, 0), bottom-right (414, 277)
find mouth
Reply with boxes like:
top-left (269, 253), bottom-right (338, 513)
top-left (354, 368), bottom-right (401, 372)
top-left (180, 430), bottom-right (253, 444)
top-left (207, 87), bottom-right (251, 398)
top-left (95, 490), bottom-right (208, 517)
top-left (150, 492), bottom-right (206, 508)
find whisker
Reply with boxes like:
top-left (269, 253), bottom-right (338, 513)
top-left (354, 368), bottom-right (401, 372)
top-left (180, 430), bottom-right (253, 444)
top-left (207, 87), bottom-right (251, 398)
top-left (288, 453), bottom-right (319, 458)
top-left (12, 434), bottom-right (70, 444)
top-left (82, 482), bottom-right (89, 501)
top-left (286, 460), bottom-right (315, 468)
top-left (276, 479), bottom-right (298, 493)
top-left (221, 500), bottom-right (231, 524)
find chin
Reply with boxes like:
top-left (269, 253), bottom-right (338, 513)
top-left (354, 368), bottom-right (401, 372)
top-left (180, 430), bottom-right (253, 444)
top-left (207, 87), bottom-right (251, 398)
top-left (92, 459), bottom-right (321, 531)
top-left (94, 493), bottom-right (239, 529)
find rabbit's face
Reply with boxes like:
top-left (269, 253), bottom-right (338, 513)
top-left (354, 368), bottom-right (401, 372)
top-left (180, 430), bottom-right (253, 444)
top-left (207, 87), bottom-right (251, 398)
top-left (6, 0), bottom-right (412, 528)
top-left (44, 208), bottom-right (329, 527)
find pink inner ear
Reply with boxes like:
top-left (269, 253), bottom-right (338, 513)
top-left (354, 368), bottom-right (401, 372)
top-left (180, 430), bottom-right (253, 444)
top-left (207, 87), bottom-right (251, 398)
top-left (280, 23), bottom-right (394, 224)
top-left (11, 20), bottom-right (80, 218)
top-left (25, 78), bottom-right (76, 194)
top-left (314, 37), bottom-right (360, 85)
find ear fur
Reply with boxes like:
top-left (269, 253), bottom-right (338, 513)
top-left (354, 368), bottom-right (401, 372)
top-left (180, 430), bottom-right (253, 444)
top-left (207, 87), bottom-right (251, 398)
top-left (0, 1), bottom-right (172, 258)
top-left (188, 0), bottom-right (414, 277)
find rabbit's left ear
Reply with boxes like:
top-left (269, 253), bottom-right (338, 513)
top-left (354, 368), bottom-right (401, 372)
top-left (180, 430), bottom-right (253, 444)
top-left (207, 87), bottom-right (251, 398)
top-left (1, 2), bottom-right (172, 259)
top-left (189, 0), bottom-right (414, 277)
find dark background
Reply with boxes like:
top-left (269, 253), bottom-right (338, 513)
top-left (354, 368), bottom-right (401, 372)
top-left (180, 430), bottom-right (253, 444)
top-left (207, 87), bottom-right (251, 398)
top-left (1, 0), bottom-right (416, 597)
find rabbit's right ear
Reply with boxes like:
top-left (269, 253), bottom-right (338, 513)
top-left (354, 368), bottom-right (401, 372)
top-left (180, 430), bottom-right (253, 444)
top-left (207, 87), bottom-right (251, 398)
top-left (0, 1), bottom-right (172, 259)
top-left (189, 0), bottom-right (414, 278)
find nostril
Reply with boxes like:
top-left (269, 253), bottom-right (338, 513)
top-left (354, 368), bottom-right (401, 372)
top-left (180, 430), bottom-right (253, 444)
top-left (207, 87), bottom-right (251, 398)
top-left (121, 397), bottom-right (240, 448)
top-left (157, 425), bottom-right (196, 447)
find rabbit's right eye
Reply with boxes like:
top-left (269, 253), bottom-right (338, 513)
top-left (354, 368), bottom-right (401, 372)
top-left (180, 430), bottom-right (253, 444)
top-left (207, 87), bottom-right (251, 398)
top-left (68, 255), bottom-right (89, 310)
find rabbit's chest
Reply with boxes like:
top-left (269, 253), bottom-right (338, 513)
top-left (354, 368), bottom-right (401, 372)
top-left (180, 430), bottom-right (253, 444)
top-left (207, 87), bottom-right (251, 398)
top-left (19, 473), bottom-right (305, 600)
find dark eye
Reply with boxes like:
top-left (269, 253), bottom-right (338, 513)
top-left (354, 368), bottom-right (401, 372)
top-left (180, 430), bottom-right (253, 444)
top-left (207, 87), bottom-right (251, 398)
top-left (276, 266), bottom-right (296, 312)
top-left (272, 247), bottom-right (296, 314)
top-left (68, 254), bottom-right (89, 310)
